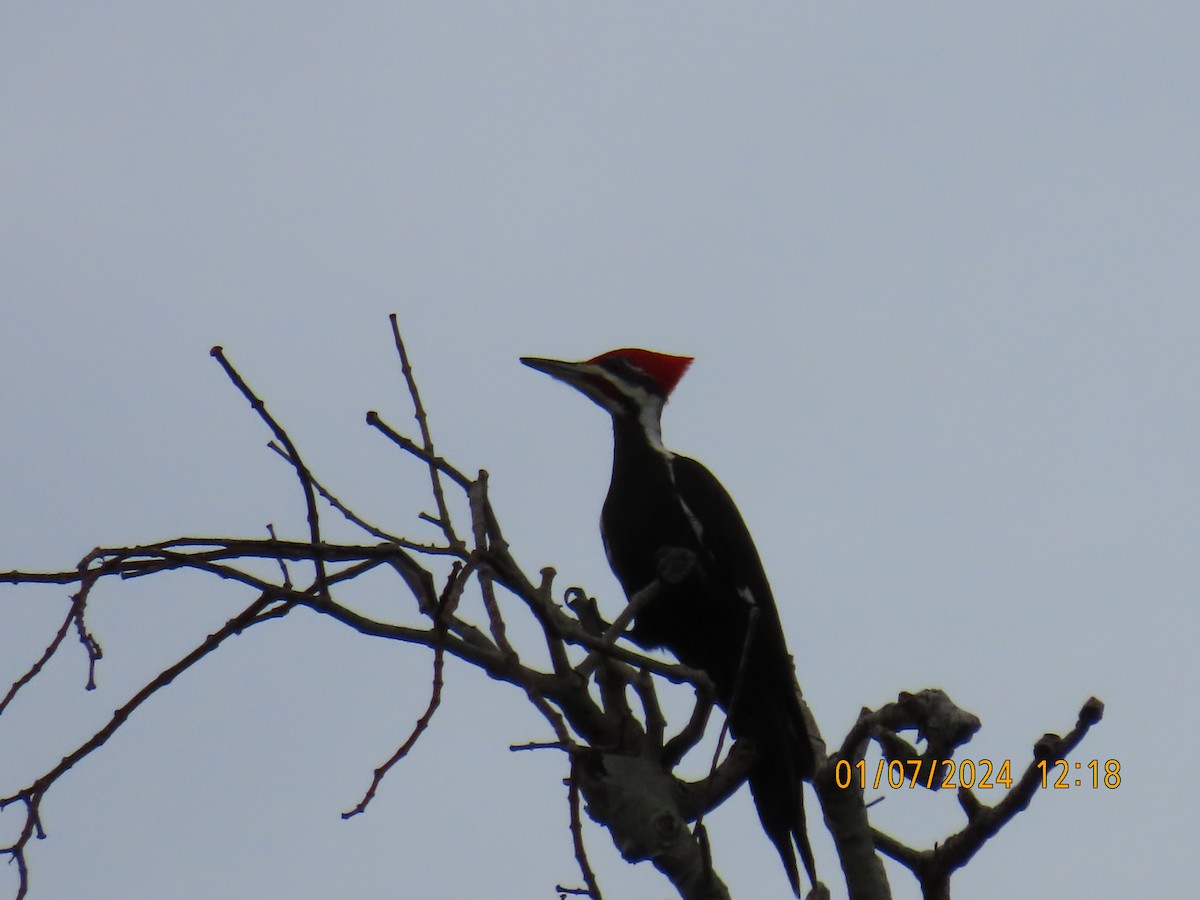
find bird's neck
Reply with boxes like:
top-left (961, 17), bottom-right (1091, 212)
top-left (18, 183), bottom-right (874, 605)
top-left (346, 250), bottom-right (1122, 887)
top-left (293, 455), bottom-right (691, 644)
top-left (613, 398), bottom-right (668, 457)
top-left (609, 407), bottom-right (674, 507)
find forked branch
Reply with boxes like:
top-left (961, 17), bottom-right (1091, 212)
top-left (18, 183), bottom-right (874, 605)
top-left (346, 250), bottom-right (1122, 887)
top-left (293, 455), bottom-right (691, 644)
top-left (1, 323), bottom-right (1108, 900)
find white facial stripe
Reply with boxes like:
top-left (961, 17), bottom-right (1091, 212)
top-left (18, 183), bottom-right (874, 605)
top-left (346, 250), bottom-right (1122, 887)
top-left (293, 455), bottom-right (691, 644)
top-left (636, 396), bottom-right (666, 452)
top-left (570, 363), bottom-right (626, 415)
top-left (591, 368), bottom-right (669, 453)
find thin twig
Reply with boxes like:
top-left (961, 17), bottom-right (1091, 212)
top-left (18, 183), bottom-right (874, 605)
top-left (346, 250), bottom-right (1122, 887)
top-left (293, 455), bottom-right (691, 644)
top-left (568, 754), bottom-right (603, 899)
top-left (210, 346), bottom-right (330, 601)
top-left (388, 314), bottom-right (459, 547)
top-left (266, 441), bottom-right (419, 548)
top-left (633, 669), bottom-right (667, 749)
top-left (342, 561), bottom-right (472, 818)
top-left (365, 410), bottom-right (471, 490)
top-left (1, 591), bottom-right (281, 898)
top-left (265, 524), bottom-right (292, 587)
top-left (468, 474), bottom-right (518, 659)
top-left (693, 606), bottom-right (758, 838)
top-left (1, 593), bottom-right (86, 715)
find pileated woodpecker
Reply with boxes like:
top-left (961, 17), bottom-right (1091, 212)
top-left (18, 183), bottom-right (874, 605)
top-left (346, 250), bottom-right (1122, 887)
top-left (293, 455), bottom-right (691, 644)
top-left (522, 348), bottom-right (817, 897)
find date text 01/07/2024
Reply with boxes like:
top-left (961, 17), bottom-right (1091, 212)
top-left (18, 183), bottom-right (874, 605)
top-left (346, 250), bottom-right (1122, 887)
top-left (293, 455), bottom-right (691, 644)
top-left (833, 758), bottom-right (1122, 791)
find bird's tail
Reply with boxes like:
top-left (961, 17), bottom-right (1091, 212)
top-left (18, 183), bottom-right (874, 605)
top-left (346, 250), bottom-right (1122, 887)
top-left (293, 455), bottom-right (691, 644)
top-left (748, 736), bottom-right (817, 898)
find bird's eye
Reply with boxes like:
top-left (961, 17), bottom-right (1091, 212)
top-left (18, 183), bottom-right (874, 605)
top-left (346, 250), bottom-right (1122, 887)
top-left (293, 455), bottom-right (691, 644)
top-left (608, 359), bottom-right (654, 390)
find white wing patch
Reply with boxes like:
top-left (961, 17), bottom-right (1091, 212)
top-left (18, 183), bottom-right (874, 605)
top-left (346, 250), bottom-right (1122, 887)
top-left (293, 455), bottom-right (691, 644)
top-left (737, 585), bottom-right (758, 607)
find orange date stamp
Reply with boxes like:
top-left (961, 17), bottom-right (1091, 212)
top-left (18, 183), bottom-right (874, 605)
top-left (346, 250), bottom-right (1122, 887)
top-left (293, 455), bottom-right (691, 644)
top-left (834, 757), bottom-right (1121, 790)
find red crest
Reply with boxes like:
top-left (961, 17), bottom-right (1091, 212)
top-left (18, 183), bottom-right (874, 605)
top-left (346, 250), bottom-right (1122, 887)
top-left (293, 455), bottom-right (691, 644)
top-left (588, 348), bottom-right (694, 397)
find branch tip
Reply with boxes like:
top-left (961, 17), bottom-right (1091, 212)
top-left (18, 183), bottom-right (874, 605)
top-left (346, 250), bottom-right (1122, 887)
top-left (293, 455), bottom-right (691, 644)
top-left (1079, 696), bottom-right (1105, 726)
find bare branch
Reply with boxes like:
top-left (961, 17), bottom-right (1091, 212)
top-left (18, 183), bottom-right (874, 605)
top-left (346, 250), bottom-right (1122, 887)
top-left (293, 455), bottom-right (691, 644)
top-left (210, 346), bottom-right (330, 601)
top-left (839, 689), bottom-right (982, 793)
top-left (574, 576), bottom-right (665, 679)
top-left (676, 738), bottom-right (757, 821)
top-left (3, 321), bottom-right (1110, 900)
top-left (1, 591), bottom-right (88, 715)
top-left (266, 441), bottom-right (441, 549)
top-left (265, 524), bottom-right (293, 586)
top-left (1, 590), bottom-right (283, 897)
top-left (575, 753), bottom-right (731, 900)
top-left (467, 475), bottom-right (518, 660)
top-left (342, 563), bottom-right (469, 819)
top-left (568, 753), bottom-right (604, 899)
top-left (365, 410), bottom-right (471, 491)
top-left (869, 698), bottom-right (1106, 897)
top-left (662, 687), bottom-right (715, 768)
top-left (388, 314), bottom-right (459, 547)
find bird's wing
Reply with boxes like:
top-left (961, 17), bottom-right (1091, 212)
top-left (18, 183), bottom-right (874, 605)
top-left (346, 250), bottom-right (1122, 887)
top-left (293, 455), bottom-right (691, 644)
top-left (670, 453), bottom-right (817, 895)
top-left (668, 453), bottom-right (792, 660)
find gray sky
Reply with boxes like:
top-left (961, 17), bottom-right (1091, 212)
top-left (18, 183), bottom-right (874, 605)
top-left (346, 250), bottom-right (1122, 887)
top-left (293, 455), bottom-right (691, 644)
top-left (2, 4), bottom-right (1194, 898)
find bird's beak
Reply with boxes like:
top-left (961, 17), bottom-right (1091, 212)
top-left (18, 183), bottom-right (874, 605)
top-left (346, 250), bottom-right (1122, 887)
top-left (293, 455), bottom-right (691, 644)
top-left (520, 356), bottom-right (592, 390)
top-left (521, 355), bottom-right (620, 413)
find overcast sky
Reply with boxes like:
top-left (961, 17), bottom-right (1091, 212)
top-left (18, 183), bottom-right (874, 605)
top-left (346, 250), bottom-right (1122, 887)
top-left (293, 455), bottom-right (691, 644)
top-left (2, 4), bottom-right (1195, 898)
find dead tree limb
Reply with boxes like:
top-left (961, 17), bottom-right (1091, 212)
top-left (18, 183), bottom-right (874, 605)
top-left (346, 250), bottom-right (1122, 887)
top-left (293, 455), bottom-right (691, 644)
top-left (1, 322), bottom-right (1107, 900)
